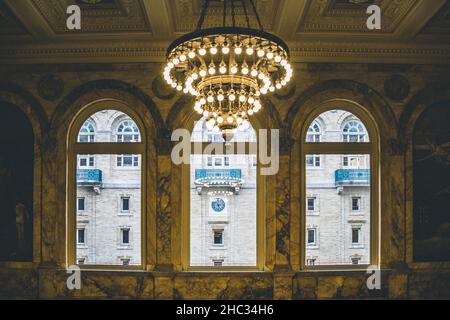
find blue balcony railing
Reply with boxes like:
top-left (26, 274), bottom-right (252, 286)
top-left (77, 169), bottom-right (102, 185)
top-left (335, 169), bottom-right (370, 186)
top-left (195, 169), bottom-right (242, 181)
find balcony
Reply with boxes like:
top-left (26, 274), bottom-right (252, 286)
top-left (194, 169), bottom-right (244, 195)
top-left (335, 169), bottom-right (370, 187)
top-left (77, 169), bottom-right (103, 188)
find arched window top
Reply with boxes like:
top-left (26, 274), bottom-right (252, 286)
top-left (116, 119), bottom-right (141, 143)
top-left (305, 110), bottom-right (370, 143)
top-left (306, 121), bottom-right (321, 142)
top-left (78, 120), bottom-right (95, 143)
top-left (342, 119), bottom-right (368, 143)
top-left (191, 116), bottom-right (256, 143)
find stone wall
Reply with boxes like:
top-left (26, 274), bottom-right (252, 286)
top-left (0, 62), bottom-right (449, 299)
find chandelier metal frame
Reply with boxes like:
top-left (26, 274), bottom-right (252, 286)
top-left (163, 0), bottom-right (292, 137)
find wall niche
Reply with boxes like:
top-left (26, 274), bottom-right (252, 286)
top-left (413, 102), bottom-right (450, 262)
top-left (0, 102), bottom-right (34, 262)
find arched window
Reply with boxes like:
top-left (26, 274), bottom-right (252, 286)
top-left (183, 116), bottom-right (261, 269)
top-left (69, 106), bottom-right (145, 268)
top-left (0, 103), bottom-right (34, 262)
top-left (343, 120), bottom-right (368, 143)
top-left (115, 119), bottom-right (141, 167)
top-left (413, 103), bottom-right (450, 262)
top-left (302, 108), bottom-right (378, 268)
top-left (77, 120), bottom-right (95, 168)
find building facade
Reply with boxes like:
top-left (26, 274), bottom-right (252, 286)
top-left (76, 110), bottom-right (142, 266)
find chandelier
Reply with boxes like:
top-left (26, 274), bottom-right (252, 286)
top-left (163, 0), bottom-right (292, 137)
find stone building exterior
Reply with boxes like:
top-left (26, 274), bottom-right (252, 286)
top-left (76, 110), bottom-right (142, 266)
top-left (189, 119), bottom-right (257, 267)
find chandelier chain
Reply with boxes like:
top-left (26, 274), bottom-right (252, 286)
top-left (196, 0), bottom-right (210, 31)
top-left (249, 0), bottom-right (263, 31)
top-left (241, 0), bottom-right (251, 29)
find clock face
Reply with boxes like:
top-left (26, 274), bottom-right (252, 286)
top-left (211, 198), bottom-right (225, 212)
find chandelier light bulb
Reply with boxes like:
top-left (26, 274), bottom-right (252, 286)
top-left (199, 69), bottom-right (207, 77)
top-left (234, 46), bottom-right (242, 55)
top-left (239, 94), bottom-right (246, 102)
top-left (207, 95), bottom-right (214, 103)
top-left (274, 55), bottom-right (282, 63)
top-left (179, 54), bottom-right (187, 62)
top-left (257, 49), bottom-right (265, 57)
top-left (227, 116), bottom-right (234, 124)
top-left (191, 72), bottom-right (198, 80)
top-left (199, 47), bottom-right (207, 56)
top-left (171, 82), bottom-right (177, 88)
top-left (251, 68), bottom-right (258, 77)
top-left (217, 94), bottom-right (224, 101)
top-left (210, 46), bottom-right (218, 55)
top-left (217, 116), bottom-right (224, 124)
top-left (247, 109), bottom-right (254, 115)
top-left (266, 51), bottom-right (274, 60)
top-left (222, 46), bottom-right (230, 55)
top-left (208, 66), bottom-right (216, 75)
top-left (188, 51), bottom-right (196, 59)
top-left (246, 47), bottom-right (254, 55)
top-left (248, 96), bottom-right (255, 104)
top-left (230, 65), bottom-right (238, 74)
top-left (173, 58), bottom-right (180, 65)
top-left (229, 93), bottom-right (236, 101)
top-left (236, 117), bottom-right (243, 124)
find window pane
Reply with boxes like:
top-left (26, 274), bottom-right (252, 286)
top-left (306, 154), bottom-right (371, 266)
top-left (190, 153), bottom-right (257, 267)
top-left (76, 154), bottom-right (141, 266)
top-left (306, 110), bottom-right (369, 143)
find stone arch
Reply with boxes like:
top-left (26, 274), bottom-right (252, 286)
top-left (285, 79), bottom-right (398, 146)
top-left (51, 79), bottom-right (164, 137)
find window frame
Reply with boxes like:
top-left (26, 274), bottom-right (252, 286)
top-left (67, 101), bottom-right (147, 271)
top-left (300, 102), bottom-right (379, 271)
top-left (181, 117), bottom-right (265, 271)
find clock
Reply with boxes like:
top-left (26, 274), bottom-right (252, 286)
top-left (211, 198), bottom-right (225, 212)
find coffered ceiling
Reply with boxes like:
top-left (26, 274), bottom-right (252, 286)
top-left (0, 0), bottom-right (449, 64)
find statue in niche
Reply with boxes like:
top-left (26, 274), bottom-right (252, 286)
top-left (0, 103), bottom-right (34, 262)
top-left (413, 103), bottom-right (450, 262)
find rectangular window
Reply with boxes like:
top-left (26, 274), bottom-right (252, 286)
top-left (213, 260), bottom-right (223, 267)
top-left (77, 258), bottom-right (85, 265)
top-left (352, 197), bottom-right (361, 211)
top-left (352, 228), bottom-right (361, 244)
top-left (207, 156), bottom-right (212, 167)
top-left (307, 228), bottom-right (316, 245)
top-left (224, 157), bottom-right (230, 167)
top-left (352, 258), bottom-right (360, 265)
top-left (77, 229), bottom-right (85, 245)
top-left (117, 154), bottom-right (140, 167)
top-left (76, 153), bottom-right (142, 266)
top-left (121, 197), bottom-right (130, 212)
top-left (77, 197), bottom-right (85, 212)
top-left (306, 259), bottom-right (316, 266)
top-left (214, 157), bottom-right (222, 167)
top-left (306, 155), bottom-right (320, 167)
top-left (307, 197), bottom-right (316, 211)
top-left (213, 231), bottom-right (223, 245)
top-left (121, 228), bottom-right (130, 245)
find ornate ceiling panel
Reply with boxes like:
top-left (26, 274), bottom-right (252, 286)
top-left (0, 1), bottom-right (29, 36)
top-left (297, 0), bottom-right (419, 34)
top-left (31, 0), bottom-right (151, 33)
top-left (420, 0), bottom-right (450, 35)
top-left (170, 0), bottom-right (278, 33)
top-left (0, 0), bottom-right (449, 64)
